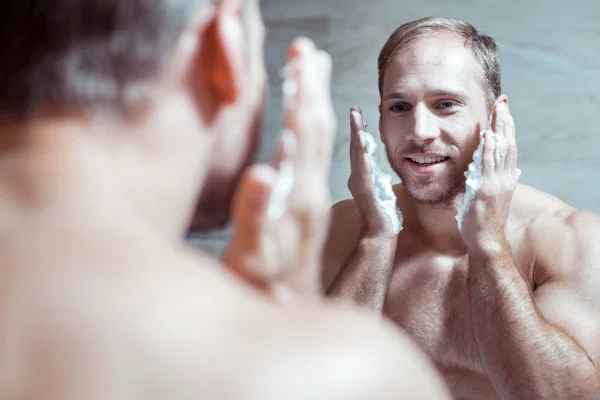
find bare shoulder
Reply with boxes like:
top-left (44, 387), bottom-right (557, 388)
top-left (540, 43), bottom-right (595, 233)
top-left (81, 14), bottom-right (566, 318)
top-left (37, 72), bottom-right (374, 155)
top-left (509, 183), bottom-right (573, 226)
top-left (120, 251), bottom-right (452, 399)
top-left (157, 251), bottom-right (452, 399)
top-left (513, 187), bottom-right (600, 371)
top-left (321, 199), bottom-right (362, 290)
top-left (228, 302), bottom-right (452, 400)
top-left (511, 183), bottom-right (600, 278)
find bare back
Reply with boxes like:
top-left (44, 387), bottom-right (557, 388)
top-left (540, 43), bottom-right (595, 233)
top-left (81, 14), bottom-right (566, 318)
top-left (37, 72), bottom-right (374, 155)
top-left (322, 183), bottom-right (581, 399)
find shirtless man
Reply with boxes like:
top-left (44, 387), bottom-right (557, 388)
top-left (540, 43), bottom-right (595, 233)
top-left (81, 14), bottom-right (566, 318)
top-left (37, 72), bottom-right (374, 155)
top-left (323, 17), bottom-right (600, 400)
top-left (0, 1), bottom-right (452, 399)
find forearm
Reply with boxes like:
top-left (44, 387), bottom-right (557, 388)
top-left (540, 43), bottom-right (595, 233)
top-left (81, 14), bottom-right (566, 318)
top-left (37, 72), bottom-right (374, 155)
top-left (326, 237), bottom-right (396, 311)
top-left (468, 244), bottom-right (599, 399)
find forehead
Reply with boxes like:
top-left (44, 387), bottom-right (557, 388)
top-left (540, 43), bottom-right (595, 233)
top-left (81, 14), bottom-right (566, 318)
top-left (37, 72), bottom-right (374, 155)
top-left (382, 32), bottom-right (482, 98)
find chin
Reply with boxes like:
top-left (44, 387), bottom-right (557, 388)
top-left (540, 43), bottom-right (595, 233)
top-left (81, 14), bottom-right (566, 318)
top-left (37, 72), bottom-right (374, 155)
top-left (401, 174), bottom-right (465, 207)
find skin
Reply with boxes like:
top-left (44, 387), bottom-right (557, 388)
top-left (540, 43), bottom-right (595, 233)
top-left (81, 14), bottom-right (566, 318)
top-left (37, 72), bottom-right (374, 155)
top-left (323, 32), bottom-right (600, 399)
top-left (0, 1), bottom-right (453, 399)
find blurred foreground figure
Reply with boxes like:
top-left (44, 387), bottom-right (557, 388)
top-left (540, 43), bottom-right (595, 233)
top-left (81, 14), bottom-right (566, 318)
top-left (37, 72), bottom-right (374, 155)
top-left (0, 1), bottom-right (451, 399)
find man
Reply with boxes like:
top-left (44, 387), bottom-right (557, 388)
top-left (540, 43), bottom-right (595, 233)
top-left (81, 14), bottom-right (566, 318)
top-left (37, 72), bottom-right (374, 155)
top-left (0, 1), bottom-right (455, 399)
top-left (323, 17), bottom-right (600, 400)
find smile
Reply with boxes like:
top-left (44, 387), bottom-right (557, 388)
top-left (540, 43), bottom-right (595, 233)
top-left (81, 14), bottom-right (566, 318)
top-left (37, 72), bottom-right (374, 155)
top-left (404, 156), bottom-right (451, 176)
top-left (408, 156), bottom-right (449, 165)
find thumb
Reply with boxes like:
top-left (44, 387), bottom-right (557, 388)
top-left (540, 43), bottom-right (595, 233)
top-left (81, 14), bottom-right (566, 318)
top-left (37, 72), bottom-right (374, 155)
top-left (231, 164), bottom-right (278, 235)
top-left (223, 164), bottom-right (278, 284)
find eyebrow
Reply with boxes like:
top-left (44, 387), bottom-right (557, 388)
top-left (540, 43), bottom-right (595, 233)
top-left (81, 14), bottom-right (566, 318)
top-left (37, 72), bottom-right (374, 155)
top-left (382, 89), bottom-right (468, 102)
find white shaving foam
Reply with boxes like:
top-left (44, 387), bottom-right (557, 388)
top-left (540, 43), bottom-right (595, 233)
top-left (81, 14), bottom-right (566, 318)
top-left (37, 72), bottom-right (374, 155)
top-left (455, 130), bottom-right (522, 231)
top-left (362, 121), bottom-right (403, 234)
top-left (268, 64), bottom-right (298, 220)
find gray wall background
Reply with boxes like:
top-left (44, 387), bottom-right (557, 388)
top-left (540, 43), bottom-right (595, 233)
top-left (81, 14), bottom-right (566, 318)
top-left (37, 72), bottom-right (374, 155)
top-left (188, 0), bottom-right (600, 254)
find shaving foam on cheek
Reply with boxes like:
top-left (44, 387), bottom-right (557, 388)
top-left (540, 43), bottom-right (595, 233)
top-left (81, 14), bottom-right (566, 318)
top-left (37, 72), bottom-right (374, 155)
top-left (362, 121), bottom-right (403, 234)
top-left (455, 131), bottom-right (522, 231)
top-left (267, 62), bottom-right (298, 220)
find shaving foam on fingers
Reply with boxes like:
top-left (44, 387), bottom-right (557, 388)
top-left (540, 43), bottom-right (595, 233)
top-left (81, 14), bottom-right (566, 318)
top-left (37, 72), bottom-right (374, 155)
top-left (362, 119), bottom-right (403, 234)
top-left (280, 61), bottom-right (298, 110)
top-left (267, 130), bottom-right (296, 220)
top-left (455, 130), bottom-right (522, 231)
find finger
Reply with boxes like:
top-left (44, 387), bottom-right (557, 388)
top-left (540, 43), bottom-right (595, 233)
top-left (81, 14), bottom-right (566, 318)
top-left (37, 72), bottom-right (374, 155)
top-left (505, 114), bottom-right (518, 173)
top-left (349, 107), bottom-right (361, 165)
top-left (244, 0), bottom-right (265, 67)
top-left (286, 39), bottom-right (335, 186)
top-left (504, 101), bottom-right (516, 147)
top-left (272, 129), bottom-right (297, 170)
top-left (492, 100), bottom-right (508, 138)
top-left (287, 37), bottom-right (318, 108)
top-left (317, 49), bottom-right (335, 174)
top-left (267, 130), bottom-right (297, 220)
top-left (350, 111), bottom-right (372, 179)
top-left (319, 49), bottom-right (332, 95)
top-left (492, 101), bottom-right (511, 171)
top-left (493, 134), bottom-right (508, 171)
top-left (231, 164), bottom-right (278, 233)
top-left (502, 101), bottom-right (518, 173)
top-left (224, 164), bottom-right (278, 284)
top-left (285, 37), bottom-right (317, 167)
top-left (482, 130), bottom-right (495, 179)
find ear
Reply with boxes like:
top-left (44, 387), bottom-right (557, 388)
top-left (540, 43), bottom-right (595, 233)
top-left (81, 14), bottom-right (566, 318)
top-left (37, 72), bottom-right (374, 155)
top-left (195, 0), bottom-right (245, 108)
top-left (488, 94), bottom-right (508, 128)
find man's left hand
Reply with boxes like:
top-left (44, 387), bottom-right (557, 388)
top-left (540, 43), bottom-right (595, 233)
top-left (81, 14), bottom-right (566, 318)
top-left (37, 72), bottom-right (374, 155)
top-left (461, 98), bottom-right (519, 251)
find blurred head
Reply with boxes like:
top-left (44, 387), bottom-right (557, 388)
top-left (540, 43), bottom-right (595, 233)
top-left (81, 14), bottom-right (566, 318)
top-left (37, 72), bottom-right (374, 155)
top-left (377, 17), bottom-right (502, 207)
top-left (0, 0), bottom-right (268, 234)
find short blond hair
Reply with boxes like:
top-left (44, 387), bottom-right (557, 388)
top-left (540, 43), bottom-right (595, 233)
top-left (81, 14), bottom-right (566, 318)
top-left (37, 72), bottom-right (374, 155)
top-left (377, 17), bottom-right (501, 111)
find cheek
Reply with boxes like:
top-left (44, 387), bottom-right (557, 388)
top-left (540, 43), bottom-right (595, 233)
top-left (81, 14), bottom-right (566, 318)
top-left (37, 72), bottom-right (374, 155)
top-left (438, 112), bottom-right (485, 146)
top-left (380, 116), bottom-right (406, 147)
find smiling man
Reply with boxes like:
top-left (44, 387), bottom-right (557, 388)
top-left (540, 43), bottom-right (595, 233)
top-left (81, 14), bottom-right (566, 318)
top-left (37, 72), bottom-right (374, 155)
top-left (323, 17), bottom-right (600, 400)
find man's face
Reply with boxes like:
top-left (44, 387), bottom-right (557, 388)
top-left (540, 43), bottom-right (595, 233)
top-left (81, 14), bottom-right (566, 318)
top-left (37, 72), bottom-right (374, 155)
top-left (189, 0), bottom-right (267, 232)
top-left (379, 32), bottom-right (490, 206)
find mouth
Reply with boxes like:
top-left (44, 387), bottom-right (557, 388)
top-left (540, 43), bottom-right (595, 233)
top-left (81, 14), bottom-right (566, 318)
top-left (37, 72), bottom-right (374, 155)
top-left (407, 156), bottom-right (449, 165)
top-left (404, 156), bottom-right (451, 175)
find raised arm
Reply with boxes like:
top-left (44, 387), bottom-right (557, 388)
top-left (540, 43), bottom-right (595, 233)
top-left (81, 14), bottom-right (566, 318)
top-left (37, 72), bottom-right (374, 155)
top-left (467, 209), bottom-right (600, 399)
top-left (323, 109), bottom-right (400, 311)
top-left (323, 200), bottom-right (398, 311)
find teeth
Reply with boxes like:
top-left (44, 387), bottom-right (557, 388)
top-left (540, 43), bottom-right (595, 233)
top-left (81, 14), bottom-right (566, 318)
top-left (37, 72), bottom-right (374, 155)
top-left (410, 157), bottom-right (447, 164)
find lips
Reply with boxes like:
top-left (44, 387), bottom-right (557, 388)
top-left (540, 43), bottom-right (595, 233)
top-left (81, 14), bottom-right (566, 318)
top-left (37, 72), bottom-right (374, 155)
top-left (404, 155), bottom-right (450, 175)
top-left (408, 156), bottom-right (449, 165)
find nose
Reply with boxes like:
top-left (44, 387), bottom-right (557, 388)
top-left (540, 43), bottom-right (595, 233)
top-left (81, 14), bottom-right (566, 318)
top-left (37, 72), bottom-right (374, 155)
top-left (411, 103), bottom-right (440, 142)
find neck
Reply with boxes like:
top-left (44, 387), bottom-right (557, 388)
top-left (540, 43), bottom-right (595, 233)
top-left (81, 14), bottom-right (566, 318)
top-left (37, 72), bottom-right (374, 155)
top-left (397, 186), bottom-right (468, 256)
top-left (0, 110), bottom-right (206, 241)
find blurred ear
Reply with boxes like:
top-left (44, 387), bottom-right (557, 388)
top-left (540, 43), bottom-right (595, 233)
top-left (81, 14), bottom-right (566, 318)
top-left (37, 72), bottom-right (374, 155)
top-left (186, 0), bottom-right (244, 121)
top-left (205, 0), bottom-right (244, 104)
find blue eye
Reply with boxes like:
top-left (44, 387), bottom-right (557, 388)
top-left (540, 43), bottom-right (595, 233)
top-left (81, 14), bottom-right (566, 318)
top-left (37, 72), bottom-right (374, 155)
top-left (439, 101), bottom-right (456, 109)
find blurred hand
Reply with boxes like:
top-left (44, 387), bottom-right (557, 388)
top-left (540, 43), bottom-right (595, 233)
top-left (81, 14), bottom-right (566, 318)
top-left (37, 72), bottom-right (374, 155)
top-left (223, 37), bottom-right (336, 304)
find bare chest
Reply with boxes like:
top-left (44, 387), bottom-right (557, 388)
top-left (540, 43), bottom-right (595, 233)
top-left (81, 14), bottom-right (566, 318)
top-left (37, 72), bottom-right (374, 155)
top-left (382, 254), bottom-right (504, 399)
top-left (383, 255), bottom-right (484, 373)
top-left (383, 244), bottom-right (533, 399)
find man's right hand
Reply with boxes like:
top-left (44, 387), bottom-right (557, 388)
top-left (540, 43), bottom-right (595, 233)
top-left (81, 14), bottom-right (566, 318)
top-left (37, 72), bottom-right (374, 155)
top-left (347, 107), bottom-right (399, 241)
top-left (223, 37), bottom-right (335, 304)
